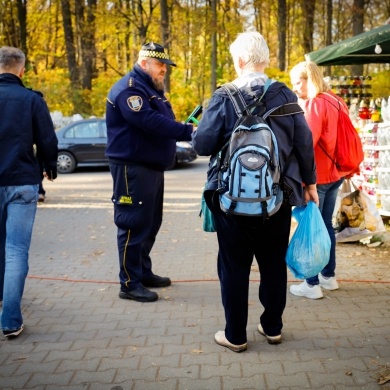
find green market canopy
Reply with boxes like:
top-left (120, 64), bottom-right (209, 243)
top-left (306, 24), bottom-right (390, 65)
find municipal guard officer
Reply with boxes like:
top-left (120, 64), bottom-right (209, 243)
top-left (106, 42), bottom-right (194, 302)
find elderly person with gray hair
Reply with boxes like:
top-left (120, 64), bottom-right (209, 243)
top-left (192, 31), bottom-right (318, 352)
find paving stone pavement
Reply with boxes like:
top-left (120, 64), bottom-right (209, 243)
top-left (0, 157), bottom-right (389, 390)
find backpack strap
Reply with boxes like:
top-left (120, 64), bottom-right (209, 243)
top-left (318, 92), bottom-right (342, 110)
top-left (222, 83), bottom-right (247, 117)
top-left (264, 103), bottom-right (303, 119)
top-left (244, 79), bottom-right (272, 114)
top-left (316, 93), bottom-right (342, 168)
top-left (222, 79), bottom-right (273, 116)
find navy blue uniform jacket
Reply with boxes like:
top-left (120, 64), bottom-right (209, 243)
top-left (192, 75), bottom-right (316, 206)
top-left (0, 73), bottom-right (58, 186)
top-left (105, 64), bottom-right (193, 171)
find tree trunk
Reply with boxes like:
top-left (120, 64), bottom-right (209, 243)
top-left (16, 0), bottom-right (27, 59)
top-left (351, 0), bottom-right (365, 76)
top-left (301, 0), bottom-right (316, 54)
top-left (210, 0), bottom-right (217, 94)
top-left (81, 0), bottom-right (97, 90)
top-left (277, 0), bottom-right (287, 71)
top-left (160, 0), bottom-right (171, 92)
top-left (60, 0), bottom-right (79, 87)
top-left (73, 0), bottom-right (97, 114)
top-left (324, 0), bottom-right (333, 76)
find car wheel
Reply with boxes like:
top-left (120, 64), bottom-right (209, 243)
top-left (57, 151), bottom-right (76, 174)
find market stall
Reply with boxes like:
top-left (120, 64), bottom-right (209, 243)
top-left (305, 24), bottom-right (390, 65)
top-left (306, 24), bottom-right (390, 217)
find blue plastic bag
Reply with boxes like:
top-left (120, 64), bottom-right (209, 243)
top-left (286, 201), bottom-right (331, 279)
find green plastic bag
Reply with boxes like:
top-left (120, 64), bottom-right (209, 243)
top-left (286, 201), bottom-right (330, 279)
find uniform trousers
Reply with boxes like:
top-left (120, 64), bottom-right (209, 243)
top-left (109, 162), bottom-right (164, 291)
top-left (206, 191), bottom-right (292, 345)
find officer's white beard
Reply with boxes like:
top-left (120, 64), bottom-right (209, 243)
top-left (152, 77), bottom-right (165, 91)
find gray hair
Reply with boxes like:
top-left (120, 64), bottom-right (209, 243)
top-left (229, 31), bottom-right (270, 67)
top-left (0, 46), bottom-right (25, 72)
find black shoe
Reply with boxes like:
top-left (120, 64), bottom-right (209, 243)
top-left (142, 274), bottom-right (171, 288)
top-left (3, 324), bottom-right (24, 339)
top-left (119, 287), bottom-right (158, 302)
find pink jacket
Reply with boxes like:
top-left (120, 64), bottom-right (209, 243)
top-left (300, 91), bottom-right (348, 184)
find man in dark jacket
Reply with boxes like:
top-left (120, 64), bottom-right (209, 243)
top-left (106, 42), bottom-right (194, 303)
top-left (192, 32), bottom-right (318, 352)
top-left (0, 46), bottom-right (58, 339)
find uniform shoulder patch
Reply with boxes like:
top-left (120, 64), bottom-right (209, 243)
top-left (127, 96), bottom-right (143, 111)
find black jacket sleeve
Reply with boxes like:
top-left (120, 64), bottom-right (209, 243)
top-left (33, 94), bottom-right (58, 180)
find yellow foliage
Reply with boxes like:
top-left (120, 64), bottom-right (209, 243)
top-left (24, 69), bottom-right (74, 116)
top-left (371, 70), bottom-right (390, 99)
top-left (2, 0), bottom-right (384, 118)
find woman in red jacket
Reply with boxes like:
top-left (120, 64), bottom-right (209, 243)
top-left (289, 61), bottom-right (346, 299)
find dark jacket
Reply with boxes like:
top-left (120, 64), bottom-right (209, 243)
top-left (0, 73), bottom-right (58, 186)
top-left (105, 64), bottom-right (193, 171)
top-left (192, 74), bottom-right (316, 206)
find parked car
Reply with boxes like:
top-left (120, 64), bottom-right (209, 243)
top-left (55, 118), bottom-right (197, 173)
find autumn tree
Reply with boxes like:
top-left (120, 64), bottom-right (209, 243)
top-left (61, 0), bottom-right (78, 88)
top-left (16, 0), bottom-right (27, 57)
top-left (210, 0), bottom-right (217, 93)
top-left (1, 0), bottom-right (387, 117)
top-left (301, 0), bottom-right (316, 54)
top-left (160, 0), bottom-right (171, 92)
top-left (351, 0), bottom-right (365, 76)
top-left (277, 0), bottom-right (287, 71)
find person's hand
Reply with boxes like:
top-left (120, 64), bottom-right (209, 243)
top-left (44, 169), bottom-right (57, 181)
top-left (304, 184), bottom-right (319, 206)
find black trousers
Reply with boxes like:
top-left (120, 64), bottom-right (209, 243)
top-left (110, 162), bottom-right (164, 291)
top-left (205, 191), bottom-right (292, 345)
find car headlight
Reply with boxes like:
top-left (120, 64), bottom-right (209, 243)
top-left (176, 141), bottom-right (193, 148)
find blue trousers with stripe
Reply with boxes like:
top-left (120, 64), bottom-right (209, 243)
top-left (109, 162), bottom-right (164, 291)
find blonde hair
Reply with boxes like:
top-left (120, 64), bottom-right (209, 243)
top-left (229, 31), bottom-right (270, 68)
top-left (289, 60), bottom-right (330, 98)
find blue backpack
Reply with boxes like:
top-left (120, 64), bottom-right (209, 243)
top-left (218, 81), bottom-right (302, 219)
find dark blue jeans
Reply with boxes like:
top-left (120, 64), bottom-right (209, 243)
top-left (307, 178), bottom-right (344, 285)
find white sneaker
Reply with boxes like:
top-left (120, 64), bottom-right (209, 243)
top-left (319, 274), bottom-right (339, 290)
top-left (290, 281), bottom-right (323, 299)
